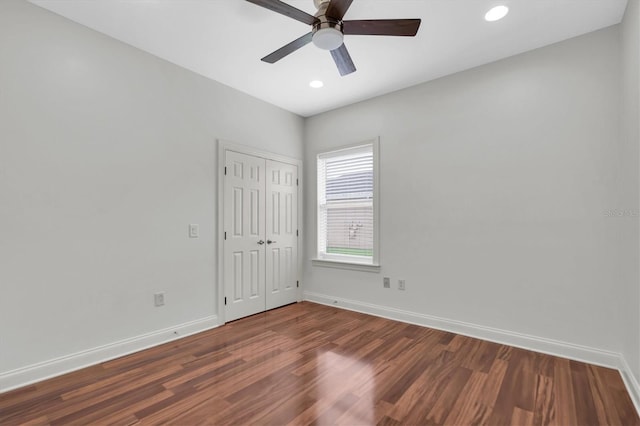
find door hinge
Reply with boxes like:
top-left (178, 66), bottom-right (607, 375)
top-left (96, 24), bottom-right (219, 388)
top-left (224, 166), bottom-right (227, 175)
top-left (296, 229), bottom-right (299, 237)
top-left (296, 178), bottom-right (299, 186)
top-left (296, 280), bottom-right (299, 288)
top-left (224, 231), bottom-right (227, 240)
top-left (224, 297), bottom-right (227, 305)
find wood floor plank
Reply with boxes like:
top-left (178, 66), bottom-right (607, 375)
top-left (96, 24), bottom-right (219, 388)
top-left (460, 338), bottom-right (501, 373)
top-left (442, 370), bottom-right (489, 425)
top-left (335, 396), bottom-right (394, 425)
top-left (425, 366), bottom-right (474, 424)
top-left (349, 358), bottom-right (396, 400)
top-left (377, 415), bottom-right (404, 426)
top-left (613, 387), bottom-right (640, 425)
top-left (478, 358), bottom-right (509, 409)
top-left (586, 364), bottom-right (623, 425)
top-left (151, 395), bottom-right (231, 426)
top-left (487, 348), bottom-right (536, 425)
top-left (385, 362), bottom-right (443, 421)
top-left (0, 302), bottom-right (637, 426)
top-left (379, 343), bottom-right (443, 405)
top-left (570, 360), bottom-right (599, 425)
top-left (50, 383), bottom-right (168, 425)
top-left (447, 358), bottom-right (510, 425)
top-left (399, 350), bottom-right (463, 424)
top-left (205, 350), bottom-right (303, 398)
top-left (15, 415), bottom-right (50, 426)
top-left (94, 389), bottom-right (174, 425)
top-left (533, 374), bottom-right (555, 425)
top-left (512, 406), bottom-right (535, 426)
top-left (553, 357), bottom-right (578, 426)
top-left (135, 388), bottom-right (222, 425)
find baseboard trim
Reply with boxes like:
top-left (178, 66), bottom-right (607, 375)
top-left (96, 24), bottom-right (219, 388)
top-left (303, 291), bottom-right (621, 368)
top-left (0, 315), bottom-right (219, 394)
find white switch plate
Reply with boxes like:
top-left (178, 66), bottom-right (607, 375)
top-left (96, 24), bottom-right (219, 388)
top-left (189, 224), bottom-right (199, 238)
top-left (398, 280), bottom-right (406, 291)
top-left (154, 292), bottom-right (165, 307)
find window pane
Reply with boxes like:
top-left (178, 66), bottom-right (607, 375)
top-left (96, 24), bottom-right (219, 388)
top-left (326, 203), bottom-right (373, 256)
top-left (325, 152), bottom-right (373, 201)
top-left (317, 143), bottom-right (375, 262)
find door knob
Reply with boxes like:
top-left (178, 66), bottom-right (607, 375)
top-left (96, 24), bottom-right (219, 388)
top-left (257, 240), bottom-right (265, 245)
top-left (267, 240), bottom-right (276, 244)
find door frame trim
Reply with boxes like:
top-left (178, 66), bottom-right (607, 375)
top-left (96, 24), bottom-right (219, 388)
top-left (217, 139), bottom-right (303, 325)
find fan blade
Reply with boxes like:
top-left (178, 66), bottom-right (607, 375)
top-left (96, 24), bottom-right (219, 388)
top-left (261, 32), bottom-right (313, 63)
top-left (330, 43), bottom-right (356, 76)
top-left (325, 0), bottom-right (354, 20)
top-left (246, 0), bottom-right (318, 26)
top-left (343, 19), bottom-right (421, 36)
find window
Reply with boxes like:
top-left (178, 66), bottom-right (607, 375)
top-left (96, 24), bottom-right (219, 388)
top-left (316, 139), bottom-right (379, 268)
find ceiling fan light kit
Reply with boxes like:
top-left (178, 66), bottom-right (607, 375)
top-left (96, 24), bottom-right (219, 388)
top-left (312, 25), bottom-right (344, 50)
top-left (246, 0), bottom-right (421, 76)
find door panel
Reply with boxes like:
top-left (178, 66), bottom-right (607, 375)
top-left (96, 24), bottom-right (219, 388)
top-left (224, 150), bottom-right (266, 322)
top-left (265, 160), bottom-right (298, 310)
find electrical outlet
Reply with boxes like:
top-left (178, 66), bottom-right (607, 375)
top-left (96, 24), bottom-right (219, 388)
top-left (154, 292), bottom-right (165, 307)
top-left (189, 224), bottom-right (199, 238)
top-left (383, 277), bottom-right (391, 288)
top-left (398, 280), bottom-right (406, 291)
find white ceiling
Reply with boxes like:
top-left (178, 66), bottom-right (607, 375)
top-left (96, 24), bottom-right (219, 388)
top-left (30, 0), bottom-right (628, 117)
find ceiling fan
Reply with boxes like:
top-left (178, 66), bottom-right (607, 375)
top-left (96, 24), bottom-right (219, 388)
top-left (246, 0), bottom-right (421, 76)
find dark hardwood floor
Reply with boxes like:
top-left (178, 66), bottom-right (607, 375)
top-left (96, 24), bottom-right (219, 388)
top-left (1, 302), bottom-right (638, 425)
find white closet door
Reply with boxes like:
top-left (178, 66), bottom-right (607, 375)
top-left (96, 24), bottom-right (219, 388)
top-left (265, 160), bottom-right (298, 310)
top-left (224, 151), bottom-right (266, 322)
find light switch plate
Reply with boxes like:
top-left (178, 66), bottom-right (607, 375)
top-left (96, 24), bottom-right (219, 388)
top-left (154, 292), bottom-right (165, 307)
top-left (189, 224), bottom-right (199, 238)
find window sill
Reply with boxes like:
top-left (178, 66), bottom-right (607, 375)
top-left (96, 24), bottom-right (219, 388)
top-left (311, 259), bottom-right (381, 273)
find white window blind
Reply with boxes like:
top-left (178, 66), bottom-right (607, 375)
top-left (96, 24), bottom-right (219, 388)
top-left (317, 143), bottom-right (377, 264)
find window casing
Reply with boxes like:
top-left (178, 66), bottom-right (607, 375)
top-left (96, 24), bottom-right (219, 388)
top-left (316, 139), bottom-right (379, 267)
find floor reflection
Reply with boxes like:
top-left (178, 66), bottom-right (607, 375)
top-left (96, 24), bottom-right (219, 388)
top-left (309, 347), bottom-right (376, 424)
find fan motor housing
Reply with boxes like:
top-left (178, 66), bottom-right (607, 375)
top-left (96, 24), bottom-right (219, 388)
top-left (313, 18), bottom-right (343, 34)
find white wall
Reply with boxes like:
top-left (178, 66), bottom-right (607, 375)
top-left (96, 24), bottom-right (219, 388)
top-left (304, 27), bottom-right (626, 358)
top-left (0, 0), bottom-right (303, 379)
top-left (620, 0), bottom-right (640, 384)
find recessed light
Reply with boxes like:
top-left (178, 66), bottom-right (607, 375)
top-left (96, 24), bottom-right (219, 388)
top-left (485, 5), bottom-right (509, 22)
top-left (309, 80), bottom-right (324, 88)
